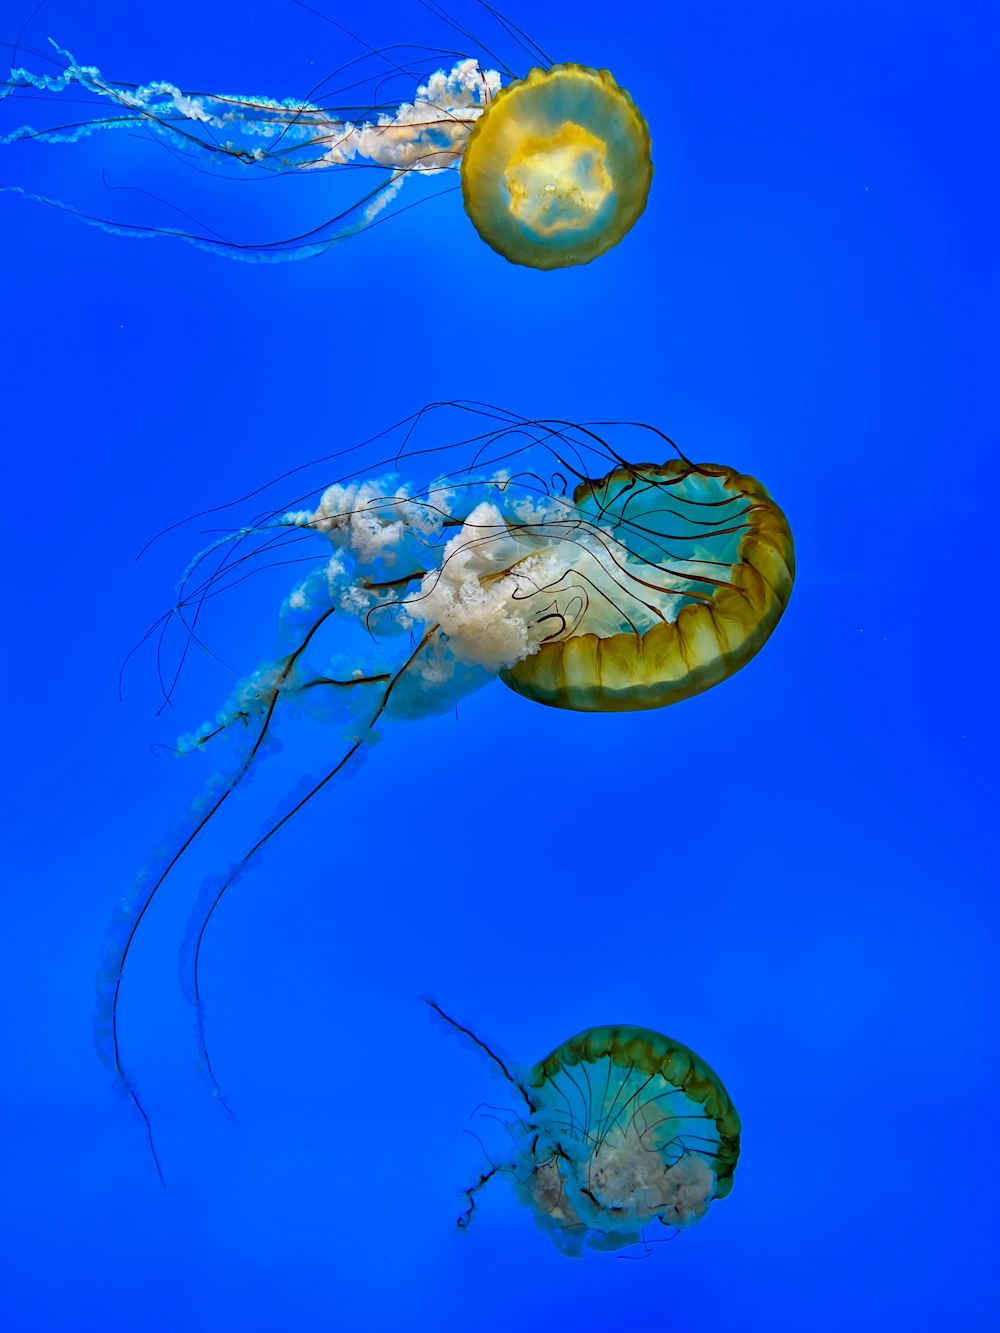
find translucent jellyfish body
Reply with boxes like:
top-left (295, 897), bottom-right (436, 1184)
top-left (429, 1003), bottom-right (741, 1256)
top-left (462, 64), bottom-right (653, 268)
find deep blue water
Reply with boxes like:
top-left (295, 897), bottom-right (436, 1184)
top-left (1, 1), bottom-right (996, 1329)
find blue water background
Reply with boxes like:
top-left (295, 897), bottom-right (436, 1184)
top-left (1, 1), bottom-right (996, 1328)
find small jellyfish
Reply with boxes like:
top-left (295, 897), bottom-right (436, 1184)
top-left (1, 7), bottom-right (651, 267)
top-left (100, 403), bottom-right (791, 1177)
top-left (427, 1000), bottom-right (741, 1256)
top-left (461, 62), bottom-right (652, 268)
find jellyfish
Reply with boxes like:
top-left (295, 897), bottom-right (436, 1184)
top-left (1, 4), bottom-right (651, 267)
top-left (426, 999), bottom-right (741, 1256)
top-left (100, 402), bottom-right (792, 1177)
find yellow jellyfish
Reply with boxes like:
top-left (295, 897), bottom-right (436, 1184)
top-left (2, 34), bottom-right (651, 267)
top-left (461, 64), bottom-right (653, 269)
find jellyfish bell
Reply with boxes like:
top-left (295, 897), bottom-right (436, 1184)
top-left (521, 1026), bottom-right (741, 1254)
top-left (502, 458), bottom-right (794, 709)
top-left (461, 63), bottom-right (653, 269)
top-left (427, 1001), bottom-right (741, 1256)
top-left (2, 11), bottom-right (651, 267)
top-left (101, 403), bottom-right (791, 1177)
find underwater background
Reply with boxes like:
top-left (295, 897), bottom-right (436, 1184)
top-left (1, 0), bottom-right (996, 1328)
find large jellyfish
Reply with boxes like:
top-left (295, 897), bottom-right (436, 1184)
top-left (101, 402), bottom-right (793, 1176)
top-left (1, 4), bottom-right (652, 267)
top-left (427, 999), bottom-right (741, 1256)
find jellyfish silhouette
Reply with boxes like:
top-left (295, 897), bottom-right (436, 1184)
top-left (1, 4), bottom-right (651, 267)
top-left (100, 402), bottom-right (792, 1178)
top-left (426, 999), bottom-right (741, 1256)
